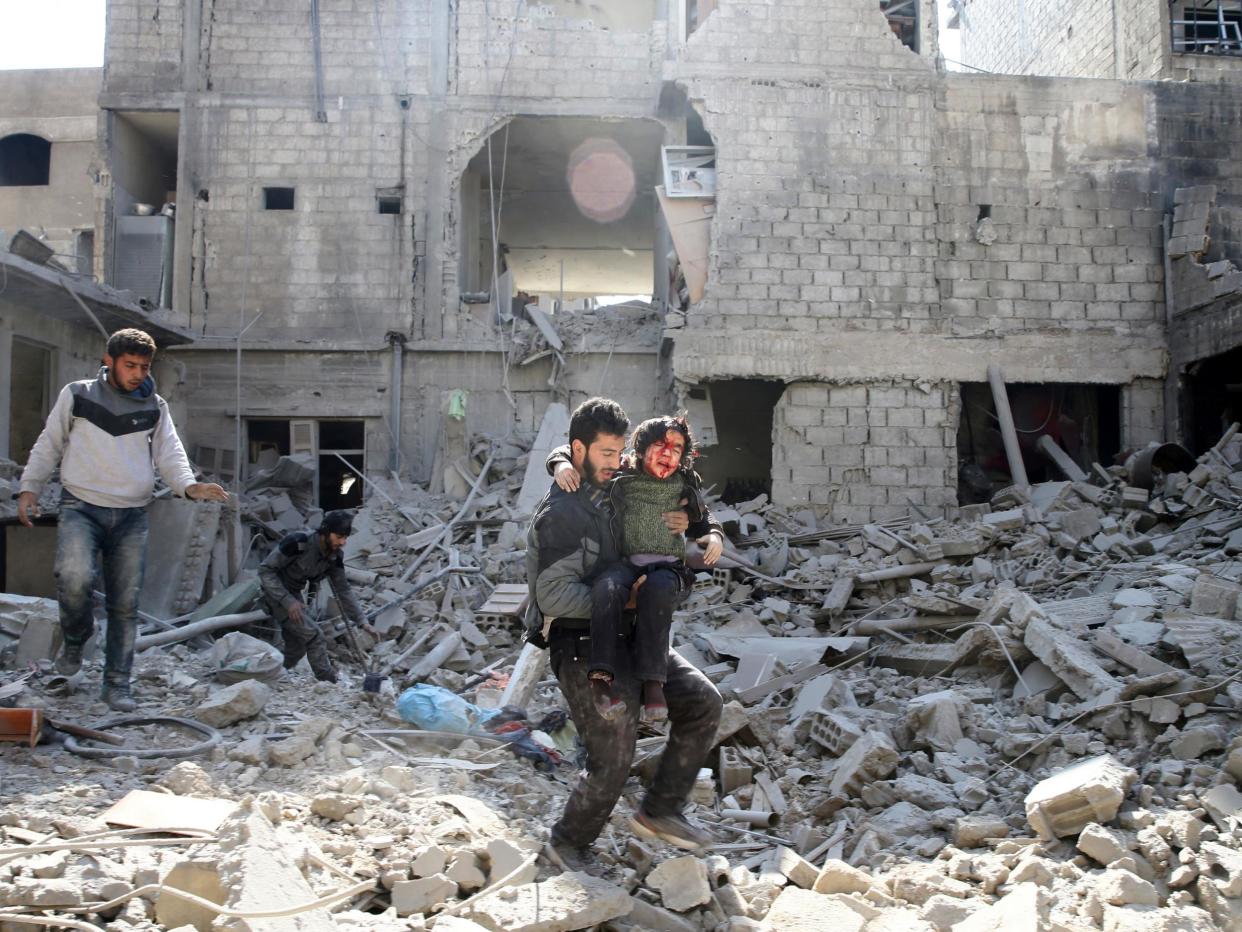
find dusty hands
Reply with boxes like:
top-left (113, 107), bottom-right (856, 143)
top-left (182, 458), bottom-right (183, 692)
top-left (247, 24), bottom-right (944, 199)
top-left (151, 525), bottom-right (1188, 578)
top-left (698, 531), bottom-right (724, 565)
top-left (662, 499), bottom-right (690, 534)
top-left (554, 462), bottom-right (581, 492)
top-left (287, 600), bottom-right (307, 623)
top-left (16, 492), bottom-right (39, 529)
top-left (186, 482), bottom-right (230, 503)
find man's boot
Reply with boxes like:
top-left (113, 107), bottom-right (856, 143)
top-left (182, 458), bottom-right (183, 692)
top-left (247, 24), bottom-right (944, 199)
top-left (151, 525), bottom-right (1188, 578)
top-left (101, 684), bottom-right (137, 713)
top-left (55, 641), bottom-right (83, 676)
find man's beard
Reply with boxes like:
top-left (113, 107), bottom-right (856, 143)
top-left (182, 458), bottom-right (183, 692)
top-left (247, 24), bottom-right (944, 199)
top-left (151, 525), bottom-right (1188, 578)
top-left (581, 458), bottom-right (608, 487)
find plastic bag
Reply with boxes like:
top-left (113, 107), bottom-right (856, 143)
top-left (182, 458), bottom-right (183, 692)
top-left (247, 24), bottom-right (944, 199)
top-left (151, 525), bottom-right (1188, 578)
top-left (210, 631), bottom-right (284, 684)
top-left (395, 684), bottom-right (503, 735)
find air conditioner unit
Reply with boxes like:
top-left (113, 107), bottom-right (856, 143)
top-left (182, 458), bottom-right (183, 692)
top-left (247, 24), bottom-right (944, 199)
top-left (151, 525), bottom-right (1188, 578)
top-left (114, 214), bottom-right (173, 307)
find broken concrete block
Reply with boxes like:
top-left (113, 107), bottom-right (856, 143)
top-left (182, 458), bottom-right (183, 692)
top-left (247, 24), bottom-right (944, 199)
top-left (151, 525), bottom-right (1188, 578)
top-left (775, 846), bottom-right (819, 889)
top-left (446, 852), bottom-right (487, 893)
top-left (950, 883), bottom-right (1048, 932)
top-left (195, 680), bottom-right (272, 728)
top-left (1170, 726), bottom-right (1226, 760)
top-left (887, 863), bottom-right (971, 906)
top-left (1024, 755), bottom-right (1138, 839)
top-left (829, 730), bottom-right (899, 798)
top-left (812, 859), bottom-right (873, 896)
top-left (310, 794), bottom-right (361, 822)
top-left (953, 817), bottom-right (1009, 849)
top-left (760, 887), bottom-right (865, 931)
top-left (1100, 904), bottom-right (1218, 932)
top-left (391, 873), bottom-right (457, 916)
top-left (1189, 574), bottom-right (1242, 617)
top-left (1112, 589), bottom-right (1158, 610)
top-left (647, 855), bottom-right (712, 911)
top-left (1023, 615), bottom-right (1122, 703)
top-left (625, 895), bottom-right (699, 932)
top-left (412, 845), bottom-right (450, 878)
top-left (459, 871), bottom-right (630, 932)
top-left (903, 690), bottom-right (965, 752)
top-left (1095, 868), bottom-right (1159, 907)
top-left (484, 838), bottom-right (537, 886)
top-left (919, 893), bottom-right (979, 930)
top-left (14, 611), bottom-right (61, 665)
top-left (893, 774), bottom-right (958, 812)
top-left (12, 876), bottom-right (83, 907)
top-left (809, 709), bottom-right (865, 756)
top-left (1078, 823), bottom-right (1130, 866)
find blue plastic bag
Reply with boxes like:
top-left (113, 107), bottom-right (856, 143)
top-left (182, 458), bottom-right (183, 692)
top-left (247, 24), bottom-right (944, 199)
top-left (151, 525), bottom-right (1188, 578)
top-left (395, 684), bottom-right (503, 735)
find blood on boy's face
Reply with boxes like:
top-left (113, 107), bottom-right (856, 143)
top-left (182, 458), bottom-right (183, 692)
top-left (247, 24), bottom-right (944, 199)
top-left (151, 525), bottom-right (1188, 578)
top-left (642, 429), bottom-right (686, 479)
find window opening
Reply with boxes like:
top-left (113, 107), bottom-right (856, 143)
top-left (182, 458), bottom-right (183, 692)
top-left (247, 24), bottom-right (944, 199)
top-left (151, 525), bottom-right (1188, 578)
top-left (881, 0), bottom-right (919, 53)
top-left (377, 195), bottom-right (402, 214)
top-left (956, 383), bottom-right (1121, 504)
top-left (1184, 346), bottom-right (1242, 453)
top-left (75, 230), bottom-right (94, 276)
top-left (694, 379), bottom-right (785, 505)
top-left (8, 338), bottom-right (53, 464)
top-left (1171, 1), bottom-right (1242, 54)
top-left (0, 134), bottom-right (51, 186)
top-left (264, 187), bottom-right (295, 210)
top-left (108, 111), bottom-right (179, 307)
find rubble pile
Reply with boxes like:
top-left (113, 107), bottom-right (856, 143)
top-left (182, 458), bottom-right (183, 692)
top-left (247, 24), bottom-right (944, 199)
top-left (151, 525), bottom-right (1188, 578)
top-left (3, 427), bottom-right (1242, 931)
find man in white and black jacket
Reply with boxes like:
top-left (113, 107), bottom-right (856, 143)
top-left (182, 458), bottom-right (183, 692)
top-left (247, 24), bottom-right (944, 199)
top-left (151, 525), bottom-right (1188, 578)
top-left (17, 328), bottom-right (228, 710)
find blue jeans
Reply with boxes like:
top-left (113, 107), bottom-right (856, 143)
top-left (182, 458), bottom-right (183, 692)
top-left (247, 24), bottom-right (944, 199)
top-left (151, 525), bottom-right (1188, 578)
top-left (55, 494), bottom-right (149, 689)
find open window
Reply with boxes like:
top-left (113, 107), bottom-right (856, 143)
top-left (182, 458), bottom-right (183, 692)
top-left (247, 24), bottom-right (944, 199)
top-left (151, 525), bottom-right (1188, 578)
top-left (7, 338), bottom-right (53, 464)
top-left (107, 111), bottom-right (179, 308)
top-left (458, 116), bottom-right (664, 320)
top-left (0, 134), bottom-right (51, 186)
top-left (956, 382), bottom-right (1121, 503)
top-left (881, 0), bottom-right (919, 53)
top-left (691, 380), bottom-right (786, 504)
top-left (1171, 1), bottom-right (1242, 54)
top-left (246, 418), bottom-right (367, 509)
top-left (1184, 346), bottom-right (1242, 453)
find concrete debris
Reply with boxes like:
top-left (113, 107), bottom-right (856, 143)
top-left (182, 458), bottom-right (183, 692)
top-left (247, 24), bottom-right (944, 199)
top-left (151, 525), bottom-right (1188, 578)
top-left (6, 427), bottom-right (1242, 931)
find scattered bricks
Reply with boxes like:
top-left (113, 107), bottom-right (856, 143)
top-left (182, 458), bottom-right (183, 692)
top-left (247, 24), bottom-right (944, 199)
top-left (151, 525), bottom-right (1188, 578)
top-left (887, 863), bottom-right (972, 906)
top-left (647, 855), bottom-right (712, 912)
top-left (310, 793), bottom-right (361, 821)
top-left (1112, 588), bottom-right (1158, 609)
top-left (460, 871), bottom-right (631, 931)
top-left (760, 887), bottom-right (866, 932)
top-left (1094, 869), bottom-right (1159, 907)
top-left (812, 859), bottom-right (873, 896)
top-left (1023, 615), bottom-right (1122, 703)
top-left (829, 730), bottom-right (899, 798)
top-left (1200, 841), bottom-right (1242, 897)
top-left (1078, 823), bottom-right (1131, 866)
top-left (953, 817), bottom-right (1009, 849)
top-left (775, 846), bottom-right (819, 889)
top-left (1188, 574), bottom-right (1242, 618)
top-left (920, 894), bottom-right (979, 930)
top-left (484, 838), bottom-right (538, 886)
top-left (194, 679), bottom-right (272, 728)
top-left (809, 710), bottom-right (865, 756)
top-left (719, 746), bottom-right (753, 796)
top-left (1024, 755), bottom-right (1138, 840)
top-left (1157, 811), bottom-right (1205, 851)
top-left (14, 613), bottom-right (61, 666)
top-left (1226, 747), bottom-right (1242, 783)
top-left (391, 873), bottom-right (458, 916)
top-left (12, 877), bottom-right (83, 907)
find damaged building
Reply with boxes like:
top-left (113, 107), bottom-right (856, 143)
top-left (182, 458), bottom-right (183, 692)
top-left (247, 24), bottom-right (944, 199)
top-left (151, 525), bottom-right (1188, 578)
top-left (68, 0), bottom-right (1239, 522)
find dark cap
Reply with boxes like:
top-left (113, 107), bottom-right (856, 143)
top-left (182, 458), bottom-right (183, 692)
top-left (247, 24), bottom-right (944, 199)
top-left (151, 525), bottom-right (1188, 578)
top-left (319, 510), bottom-right (354, 536)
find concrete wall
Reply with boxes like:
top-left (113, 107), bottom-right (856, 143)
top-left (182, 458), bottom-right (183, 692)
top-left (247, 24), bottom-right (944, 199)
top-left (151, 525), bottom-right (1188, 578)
top-left (0, 69), bottom-right (100, 259)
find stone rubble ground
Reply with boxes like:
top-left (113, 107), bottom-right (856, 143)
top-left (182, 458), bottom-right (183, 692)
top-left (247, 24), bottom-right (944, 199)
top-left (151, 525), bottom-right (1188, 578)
top-left (3, 430), bottom-right (1242, 931)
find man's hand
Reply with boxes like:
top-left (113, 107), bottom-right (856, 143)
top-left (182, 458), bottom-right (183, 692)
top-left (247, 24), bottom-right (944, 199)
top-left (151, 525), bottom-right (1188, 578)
top-left (287, 600), bottom-right (307, 624)
top-left (553, 462), bottom-right (581, 492)
top-left (624, 575), bottom-right (647, 610)
top-left (16, 492), bottom-right (39, 529)
top-left (186, 482), bottom-right (230, 503)
top-left (361, 623), bottom-right (379, 638)
top-left (662, 498), bottom-right (690, 535)
top-left (698, 531), bottom-right (724, 565)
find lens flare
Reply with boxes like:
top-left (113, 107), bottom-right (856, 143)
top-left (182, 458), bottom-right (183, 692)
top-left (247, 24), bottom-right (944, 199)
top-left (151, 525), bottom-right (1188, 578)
top-left (567, 138), bottom-right (636, 223)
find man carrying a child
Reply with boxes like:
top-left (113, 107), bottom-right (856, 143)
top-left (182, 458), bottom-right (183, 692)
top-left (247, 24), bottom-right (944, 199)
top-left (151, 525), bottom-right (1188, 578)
top-left (524, 397), bottom-right (725, 860)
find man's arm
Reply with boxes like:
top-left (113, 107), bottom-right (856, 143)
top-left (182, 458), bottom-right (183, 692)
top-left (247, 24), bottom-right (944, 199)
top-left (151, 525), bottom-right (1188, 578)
top-left (258, 538), bottom-right (301, 609)
top-left (531, 505), bottom-right (597, 620)
top-left (18, 384), bottom-right (75, 499)
top-left (545, 443), bottom-right (579, 492)
top-left (326, 561), bottom-right (368, 627)
top-left (151, 398), bottom-right (228, 501)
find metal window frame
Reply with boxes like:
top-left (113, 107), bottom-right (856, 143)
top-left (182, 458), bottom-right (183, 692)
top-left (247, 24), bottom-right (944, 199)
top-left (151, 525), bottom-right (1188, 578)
top-left (1170, 1), bottom-right (1242, 55)
top-left (881, 0), bottom-right (920, 53)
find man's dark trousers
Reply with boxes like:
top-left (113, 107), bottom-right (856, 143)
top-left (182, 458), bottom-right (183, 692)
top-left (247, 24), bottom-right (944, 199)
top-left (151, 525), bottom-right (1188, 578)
top-left (549, 630), bottom-right (722, 847)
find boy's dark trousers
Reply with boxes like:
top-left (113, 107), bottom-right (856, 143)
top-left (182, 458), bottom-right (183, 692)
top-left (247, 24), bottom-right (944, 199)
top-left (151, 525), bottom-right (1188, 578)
top-left (589, 561), bottom-right (686, 682)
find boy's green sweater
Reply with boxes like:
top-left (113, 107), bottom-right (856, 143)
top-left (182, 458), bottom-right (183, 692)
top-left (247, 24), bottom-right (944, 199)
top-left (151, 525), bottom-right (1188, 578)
top-left (618, 471), bottom-right (685, 559)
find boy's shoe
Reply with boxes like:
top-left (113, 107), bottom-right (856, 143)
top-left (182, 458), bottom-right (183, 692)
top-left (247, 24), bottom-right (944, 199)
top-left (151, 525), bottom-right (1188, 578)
top-left (544, 829), bottom-right (605, 877)
top-left (630, 808), bottom-right (713, 851)
top-left (55, 642), bottom-right (83, 676)
top-left (589, 673), bottom-right (626, 722)
top-left (101, 685), bottom-right (137, 713)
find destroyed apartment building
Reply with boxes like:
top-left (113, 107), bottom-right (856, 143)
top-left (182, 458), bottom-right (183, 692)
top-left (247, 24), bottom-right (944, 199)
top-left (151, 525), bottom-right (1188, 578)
top-left (3, 0), bottom-right (1242, 931)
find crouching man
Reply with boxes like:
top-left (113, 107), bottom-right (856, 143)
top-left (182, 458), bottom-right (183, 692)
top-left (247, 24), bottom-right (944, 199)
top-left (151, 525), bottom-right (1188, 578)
top-left (258, 509), bottom-right (370, 682)
top-left (17, 328), bottom-right (229, 711)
